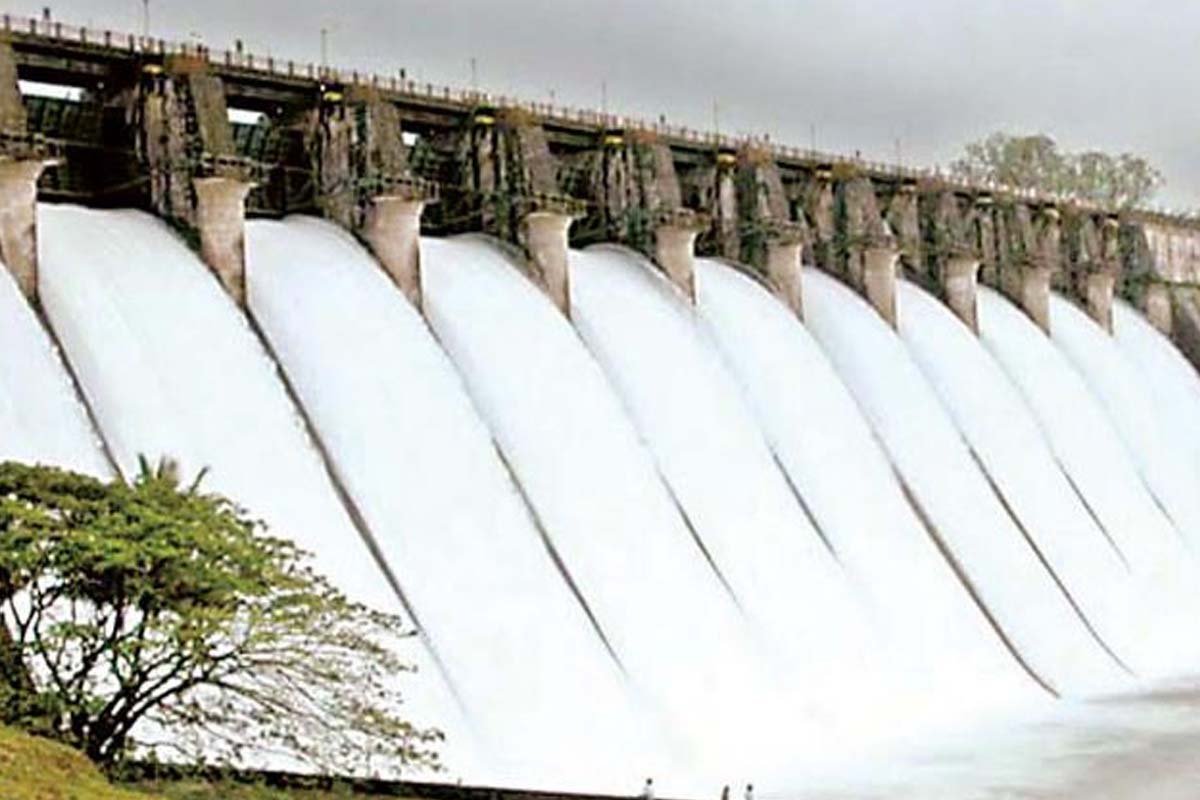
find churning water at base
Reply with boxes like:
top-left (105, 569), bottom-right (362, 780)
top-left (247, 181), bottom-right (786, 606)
top-left (35, 204), bottom-right (475, 778)
top-left (0, 261), bottom-right (109, 476)
top-left (245, 217), bottom-right (649, 791)
top-left (801, 267), bottom-right (1127, 698)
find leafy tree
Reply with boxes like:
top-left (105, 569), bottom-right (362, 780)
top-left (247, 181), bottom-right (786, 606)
top-left (0, 459), bottom-right (440, 775)
top-left (950, 132), bottom-right (1163, 208)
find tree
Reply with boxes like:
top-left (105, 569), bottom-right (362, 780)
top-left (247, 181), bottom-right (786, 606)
top-left (950, 132), bottom-right (1163, 208)
top-left (0, 459), bottom-right (441, 775)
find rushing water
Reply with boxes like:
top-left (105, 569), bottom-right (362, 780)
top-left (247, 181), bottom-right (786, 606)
top-left (35, 204), bottom-right (475, 779)
top-left (11, 205), bottom-right (1200, 795)
top-left (245, 217), bottom-right (648, 791)
top-left (0, 259), bottom-right (109, 476)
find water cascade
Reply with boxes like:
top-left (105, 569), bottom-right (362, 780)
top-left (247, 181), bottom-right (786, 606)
top-left (35, 204), bottom-right (476, 777)
top-left (244, 217), bottom-right (651, 791)
top-left (0, 260), bottom-right (109, 476)
top-left (800, 267), bottom-right (1129, 697)
top-left (1112, 299), bottom-right (1200, 473)
top-left (896, 279), bottom-right (1169, 678)
top-left (691, 258), bottom-right (1033, 715)
top-left (1049, 294), bottom-right (1200, 548)
top-left (420, 235), bottom-right (813, 789)
top-left (568, 246), bottom-right (879, 704)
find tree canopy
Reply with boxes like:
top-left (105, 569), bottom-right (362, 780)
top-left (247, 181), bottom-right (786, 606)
top-left (0, 459), bottom-right (440, 776)
top-left (949, 132), bottom-right (1163, 208)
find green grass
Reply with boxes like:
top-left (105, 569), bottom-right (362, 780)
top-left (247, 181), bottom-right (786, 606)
top-left (0, 724), bottom-right (421, 799)
top-left (0, 724), bottom-right (160, 800)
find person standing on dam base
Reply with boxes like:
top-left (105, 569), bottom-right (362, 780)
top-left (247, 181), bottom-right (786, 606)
top-left (640, 778), bottom-right (654, 800)
top-left (744, 783), bottom-right (754, 800)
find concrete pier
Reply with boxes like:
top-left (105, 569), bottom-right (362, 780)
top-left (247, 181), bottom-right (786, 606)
top-left (942, 255), bottom-right (981, 333)
top-left (194, 176), bottom-right (253, 305)
top-left (0, 159), bottom-right (44, 301)
top-left (863, 245), bottom-right (900, 327)
top-left (655, 222), bottom-right (701, 301)
top-left (364, 196), bottom-right (426, 310)
top-left (521, 210), bottom-right (574, 315)
top-left (1084, 270), bottom-right (1117, 333)
top-left (766, 240), bottom-right (804, 317)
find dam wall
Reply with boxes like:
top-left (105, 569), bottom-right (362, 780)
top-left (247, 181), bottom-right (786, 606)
top-left (0, 12), bottom-right (1197, 355)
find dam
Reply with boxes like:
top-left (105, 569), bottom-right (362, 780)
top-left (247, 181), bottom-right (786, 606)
top-left (5, 11), bottom-right (1200, 797)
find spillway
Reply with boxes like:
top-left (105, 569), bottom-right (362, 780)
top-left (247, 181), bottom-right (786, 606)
top-left (0, 261), bottom-right (109, 477)
top-left (421, 235), bottom-right (818, 789)
top-left (976, 287), bottom-right (1200, 671)
top-left (801, 267), bottom-right (1128, 697)
top-left (691, 258), bottom-right (1031, 715)
top-left (568, 246), bottom-right (880, 708)
top-left (244, 217), bottom-right (650, 791)
top-left (1112, 300), bottom-right (1200, 471)
top-left (895, 279), bottom-right (1158, 678)
top-left (1049, 294), bottom-right (1200, 549)
top-left (35, 204), bottom-right (476, 778)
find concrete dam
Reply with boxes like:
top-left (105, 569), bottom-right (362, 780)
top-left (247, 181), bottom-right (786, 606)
top-left (6, 12), bottom-right (1200, 797)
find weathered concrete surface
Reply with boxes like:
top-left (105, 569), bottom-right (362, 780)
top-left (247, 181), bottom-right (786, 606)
top-left (521, 210), bottom-right (573, 315)
top-left (193, 176), bottom-right (252, 304)
top-left (363, 196), bottom-right (425, 310)
top-left (942, 255), bottom-right (981, 333)
top-left (766, 240), bottom-right (804, 317)
top-left (0, 41), bottom-right (27, 135)
top-left (0, 159), bottom-right (43, 301)
top-left (835, 174), bottom-right (898, 326)
top-left (655, 221), bottom-right (701, 301)
top-left (920, 189), bottom-right (980, 331)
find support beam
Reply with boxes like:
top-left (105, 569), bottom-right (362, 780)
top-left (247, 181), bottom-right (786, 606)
top-left (193, 176), bottom-right (253, 305)
top-left (941, 255), bottom-right (981, 333)
top-left (766, 240), bottom-right (804, 317)
top-left (364, 196), bottom-right (425, 310)
top-left (0, 159), bottom-right (44, 301)
top-left (655, 223), bottom-right (700, 301)
top-left (521, 210), bottom-right (573, 315)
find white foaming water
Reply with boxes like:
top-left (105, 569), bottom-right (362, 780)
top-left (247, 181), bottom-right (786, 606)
top-left (422, 236), bottom-right (823, 792)
top-left (569, 246), bottom-right (880, 706)
top-left (245, 217), bottom-right (649, 791)
top-left (896, 279), bottom-right (1158, 678)
top-left (36, 205), bottom-right (476, 778)
top-left (977, 287), bottom-right (1200, 674)
top-left (801, 267), bottom-right (1127, 697)
top-left (1050, 294), bottom-right (1200, 548)
top-left (692, 259), bottom-right (1029, 714)
top-left (0, 260), bottom-right (109, 476)
top-left (1112, 300), bottom-right (1200, 472)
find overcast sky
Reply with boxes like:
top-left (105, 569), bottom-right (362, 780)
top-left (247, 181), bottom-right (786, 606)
top-left (20, 0), bottom-right (1200, 207)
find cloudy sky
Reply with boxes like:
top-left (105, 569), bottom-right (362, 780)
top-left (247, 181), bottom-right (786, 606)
top-left (19, 0), bottom-right (1200, 206)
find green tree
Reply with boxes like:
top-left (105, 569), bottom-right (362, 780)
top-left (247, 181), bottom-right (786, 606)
top-left (0, 459), bottom-right (440, 775)
top-left (950, 132), bottom-right (1163, 208)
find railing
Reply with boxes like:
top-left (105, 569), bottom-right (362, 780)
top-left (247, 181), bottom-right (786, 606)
top-left (4, 11), bottom-right (1198, 226)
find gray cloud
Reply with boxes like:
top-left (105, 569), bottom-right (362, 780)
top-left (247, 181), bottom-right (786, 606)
top-left (21, 0), bottom-right (1200, 207)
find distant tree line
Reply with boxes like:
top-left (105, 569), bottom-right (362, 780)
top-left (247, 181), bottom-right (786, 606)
top-left (950, 132), bottom-right (1163, 208)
